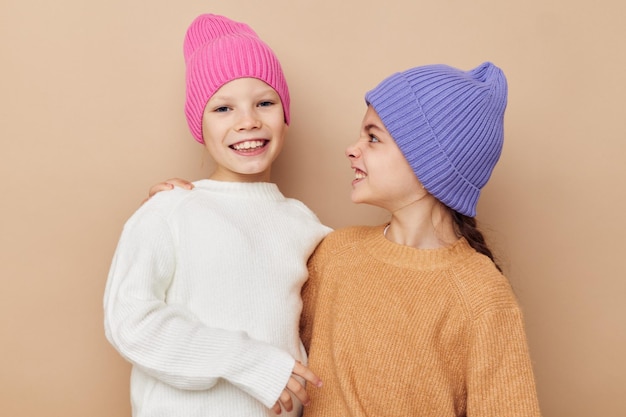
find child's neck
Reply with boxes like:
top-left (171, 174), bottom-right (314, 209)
top-left (385, 200), bottom-right (457, 249)
top-left (209, 168), bottom-right (272, 183)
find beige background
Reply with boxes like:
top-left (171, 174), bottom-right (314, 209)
top-left (1, 0), bottom-right (624, 416)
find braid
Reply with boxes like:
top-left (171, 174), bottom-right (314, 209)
top-left (451, 211), bottom-right (502, 273)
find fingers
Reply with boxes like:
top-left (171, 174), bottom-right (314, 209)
top-left (271, 378), bottom-right (310, 414)
top-left (278, 388), bottom-right (294, 412)
top-left (147, 182), bottom-right (174, 198)
top-left (284, 361), bottom-right (322, 408)
top-left (141, 182), bottom-right (174, 205)
top-left (292, 361), bottom-right (322, 388)
top-left (271, 362), bottom-right (322, 415)
top-left (270, 389), bottom-right (295, 415)
top-left (163, 178), bottom-right (194, 190)
top-left (285, 375), bottom-right (310, 407)
top-left (147, 178), bottom-right (194, 199)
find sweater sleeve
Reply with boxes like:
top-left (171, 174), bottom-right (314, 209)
top-left (466, 308), bottom-right (542, 417)
top-left (103, 206), bottom-right (295, 407)
top-left (300, 242), bottom-right (326, 353)
top-left (299, 269), bottom-right (315, 353)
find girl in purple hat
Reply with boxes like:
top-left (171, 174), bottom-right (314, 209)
top-left (300, 62), bottom-right (541, 416)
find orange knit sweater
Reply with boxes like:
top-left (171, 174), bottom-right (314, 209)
top-left (300, 225), bottom-right (541, 417)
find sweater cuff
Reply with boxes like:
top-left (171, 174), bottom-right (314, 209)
top-left (230, 344), bottom-right (296, 408)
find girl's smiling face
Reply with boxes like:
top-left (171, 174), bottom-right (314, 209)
top-left (345, 105), bottom-right (426, 211)
top-left (201, 77), bottom-right (288, 182)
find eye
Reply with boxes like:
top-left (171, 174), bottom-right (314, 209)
top-left (258, 100), bottom-right (275, 107)
top-left (214, 106), bottom-right (231, 113)
top-left (369, 135), bottom-right (380, 143)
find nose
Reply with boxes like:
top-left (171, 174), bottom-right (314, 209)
top-left (236, 109), bottom-right (261, 131)
top-left (345, 140), bottom-right (361, 159)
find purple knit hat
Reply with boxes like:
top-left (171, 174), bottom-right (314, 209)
top-left (183, 14), bottom-right (290, 144)
top-left (365, 62), bottom-right (508, 217)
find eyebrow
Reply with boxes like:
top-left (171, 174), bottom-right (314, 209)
top-left (364, 123), bottom-right (384, 132)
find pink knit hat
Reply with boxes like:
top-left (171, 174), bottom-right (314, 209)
top-left (183, 14), bottom-right (290, 143)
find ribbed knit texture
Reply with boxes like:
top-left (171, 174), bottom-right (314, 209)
top-left (104, 180), bottom-right (330, 416)
top-left (365, 62), bottom-right (507, 217)
top-left (183, 14), bottom-right (290, 143)
top-left (301, 225), bottom-right (541, 417)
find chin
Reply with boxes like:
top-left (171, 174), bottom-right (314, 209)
top-left (350, 193), bottom-right (366, 205)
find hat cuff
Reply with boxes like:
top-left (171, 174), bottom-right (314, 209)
top-left (365, 73), bottom-right (480, 217)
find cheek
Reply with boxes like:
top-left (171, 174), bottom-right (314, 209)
top-left (391, 151), bottom-right (416, 178)
top-left (201, 116), bottom-right (219, 140)
top-left (385, 160), bottom-right (420, 190)
top-left (271, 110), bottom-right (288, 128)
top-left (381, 155), bottom-right (412, 177)
top-left (270, 119), bottom-right (288, 141)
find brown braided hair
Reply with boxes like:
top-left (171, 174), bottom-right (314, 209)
top-left (450, 210), bottom-right (502, 273)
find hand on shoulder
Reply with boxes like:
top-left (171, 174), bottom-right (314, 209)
top-left (142, 178), bottom-right (194, 205)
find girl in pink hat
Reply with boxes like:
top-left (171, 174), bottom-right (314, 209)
top-left (104, 14), bottom-right (330, 417)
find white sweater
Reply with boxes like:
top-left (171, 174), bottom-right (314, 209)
top-left (104, 180), bottom-right (331, 417)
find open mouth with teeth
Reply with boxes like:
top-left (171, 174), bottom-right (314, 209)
top-left (230, 140), bottom-right (269, 153)
top-left (354, 168), bottom-right (367, 180)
